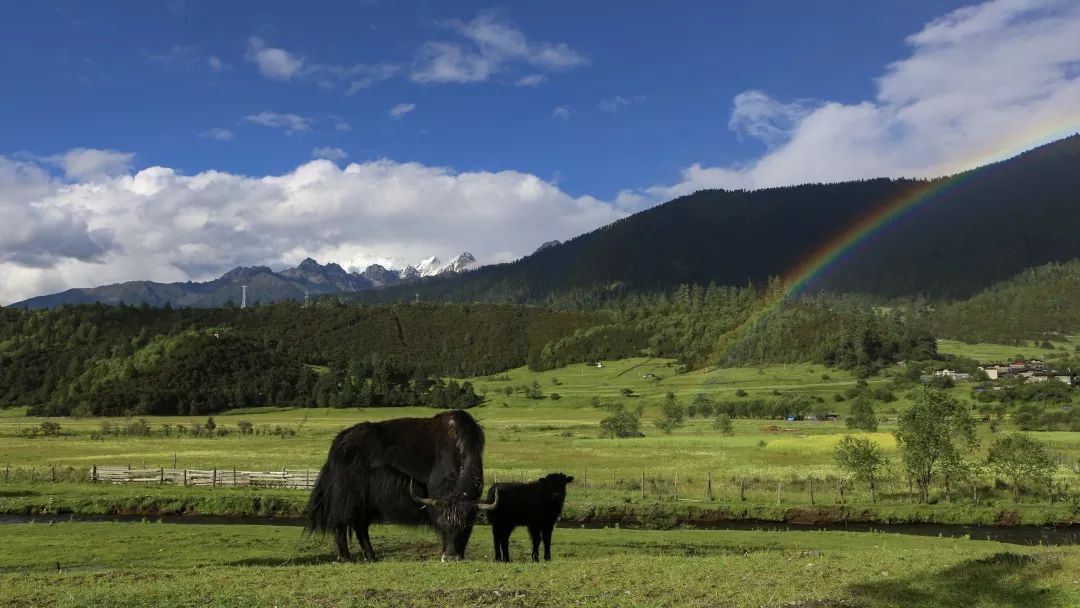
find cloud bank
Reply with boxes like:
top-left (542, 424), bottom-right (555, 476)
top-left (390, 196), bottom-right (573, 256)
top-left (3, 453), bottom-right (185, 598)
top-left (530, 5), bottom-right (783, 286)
top-left (622, 0), bottom-right (1080, 202)
top-left (0, 155), bottom-right (624, 304)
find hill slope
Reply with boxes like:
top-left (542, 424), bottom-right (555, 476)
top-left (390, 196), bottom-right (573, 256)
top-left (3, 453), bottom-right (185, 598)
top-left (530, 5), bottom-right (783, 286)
top-left (365, 134), bottom-right (1080, 302)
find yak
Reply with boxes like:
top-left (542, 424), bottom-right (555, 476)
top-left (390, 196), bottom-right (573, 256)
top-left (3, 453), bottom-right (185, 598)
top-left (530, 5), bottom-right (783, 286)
top-left (485, 472), bottom-right (574, 562)
top-left (306, 410), bottom-right (498, 562)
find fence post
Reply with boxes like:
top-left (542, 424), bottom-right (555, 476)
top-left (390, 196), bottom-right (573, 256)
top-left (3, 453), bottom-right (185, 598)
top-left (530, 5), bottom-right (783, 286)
top-left (90, 464), bottom-right (96, 483)
top-left (183, 469), bottom-right (188, 487)
top-left (233, 469), bottom-right (237, 487)
top-left (740, 479), bottom-right (746, 502)
top-left (674, 470), bottom-right (678, 501)
top-left (706, 471), bottom-right (713, 502)
top-left (159, 467), bottom-right (164, 485)
top-left (172, 453), bottom-right (177, 469)
top-left (809, 478), bottom-right (815, 505)
top-left (641, 470), bottom-right (645, 501)
top-left (51, 466), bottom-right (56, 483)
top-left (212, 468), bottom-right (217, 488)
top-left (777, 481), bottom-right (782, 505)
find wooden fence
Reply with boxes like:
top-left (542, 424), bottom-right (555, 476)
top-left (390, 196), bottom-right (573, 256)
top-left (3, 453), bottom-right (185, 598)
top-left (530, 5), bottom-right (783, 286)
top-left (90, 465), bottom-right (319, 489)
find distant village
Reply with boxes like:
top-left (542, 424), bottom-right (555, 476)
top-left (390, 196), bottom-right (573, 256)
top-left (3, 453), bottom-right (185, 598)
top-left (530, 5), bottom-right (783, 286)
top-left (923, 359), bottom-right (1078, 388)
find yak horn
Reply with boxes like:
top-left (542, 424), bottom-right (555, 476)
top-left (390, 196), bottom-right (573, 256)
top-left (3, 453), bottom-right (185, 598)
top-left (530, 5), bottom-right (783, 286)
top-left (410, 480), bottom-right (437, 506)
top-left (477, 489), bottom-right (500, 511)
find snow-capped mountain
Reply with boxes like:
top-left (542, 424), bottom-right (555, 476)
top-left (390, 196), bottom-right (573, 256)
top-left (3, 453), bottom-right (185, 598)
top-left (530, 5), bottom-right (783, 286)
top-left (13, 252), bottom-right (482, 309)
top-left (416, 256), bottom-right (443, 277)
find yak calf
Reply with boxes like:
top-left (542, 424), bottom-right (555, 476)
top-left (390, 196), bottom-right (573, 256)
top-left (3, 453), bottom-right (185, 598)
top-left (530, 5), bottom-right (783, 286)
top-left (486, 473), bottom-right (573, 562)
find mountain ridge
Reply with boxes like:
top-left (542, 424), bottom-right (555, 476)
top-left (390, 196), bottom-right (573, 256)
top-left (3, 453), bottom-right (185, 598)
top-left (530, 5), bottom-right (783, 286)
top-left (12, 253), bottom-right (478, 310)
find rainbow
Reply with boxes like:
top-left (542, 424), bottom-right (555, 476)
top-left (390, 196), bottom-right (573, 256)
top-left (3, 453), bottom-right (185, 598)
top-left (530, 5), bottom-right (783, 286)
top-left (713, 126), bottom-right (1080, 364)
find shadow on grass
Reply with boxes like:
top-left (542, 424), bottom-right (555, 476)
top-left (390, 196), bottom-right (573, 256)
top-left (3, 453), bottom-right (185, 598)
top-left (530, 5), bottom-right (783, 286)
top-left (0, 489), bottom-right (40, 497)
top-left (846, 552), bottom-right (1067, 608)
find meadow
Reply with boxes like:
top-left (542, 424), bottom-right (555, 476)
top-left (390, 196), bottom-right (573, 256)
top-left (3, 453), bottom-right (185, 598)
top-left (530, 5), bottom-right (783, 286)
top-left (2, 358), bottom-right (1079, 606)
top-left (1, 359), bottom-right (1078, 518)
top-left (1, 520), bottom-right (1078, 607)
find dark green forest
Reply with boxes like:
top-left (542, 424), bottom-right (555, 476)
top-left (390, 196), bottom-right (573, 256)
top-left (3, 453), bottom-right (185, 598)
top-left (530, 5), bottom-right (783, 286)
top-left (929, 260), bottom-right (1080, 344)
top-left (1, 282), bottom-right (949, 416)
top-left (351, 135), bottom-right (1080, 305)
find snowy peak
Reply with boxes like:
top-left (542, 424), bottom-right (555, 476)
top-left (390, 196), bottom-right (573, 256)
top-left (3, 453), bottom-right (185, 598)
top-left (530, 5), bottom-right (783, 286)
top-left (399, 266), bottom-right (420, 281)
top-left (440, 252), bottom-right (476, 274)
top-left (416, 256), bottom-right (443, 277)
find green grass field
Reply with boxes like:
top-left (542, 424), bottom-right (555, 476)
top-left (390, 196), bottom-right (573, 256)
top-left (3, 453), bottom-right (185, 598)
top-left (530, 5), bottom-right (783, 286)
top-left (1, 357), bottom-right (1078, 606)
top-left (936, 337), bottom-right (1079, 364)
top-left (1, 358), bottom-right (1077, 508)
top-left (1, 521), bottom-right (1077, 607)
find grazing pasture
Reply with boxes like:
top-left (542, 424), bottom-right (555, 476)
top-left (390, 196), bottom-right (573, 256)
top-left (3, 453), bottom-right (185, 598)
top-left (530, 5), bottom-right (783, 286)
top-left (1, 521), bottom-right (1078, 607)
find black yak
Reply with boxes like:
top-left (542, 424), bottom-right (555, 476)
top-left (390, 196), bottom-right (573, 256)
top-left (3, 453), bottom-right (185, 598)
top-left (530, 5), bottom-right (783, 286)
top-left (306, 410), bottom-right (497, 562)
top-left (486, 472), bottom-right (574, 562)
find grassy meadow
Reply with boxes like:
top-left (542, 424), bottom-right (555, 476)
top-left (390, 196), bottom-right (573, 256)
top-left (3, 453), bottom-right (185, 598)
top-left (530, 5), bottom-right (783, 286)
top-left (1, 357), bottom-right (1079, 606)
top-left (1, 521), bottom-right (1078, 607)
top-left (1, 358), bottom-right (1078, 515)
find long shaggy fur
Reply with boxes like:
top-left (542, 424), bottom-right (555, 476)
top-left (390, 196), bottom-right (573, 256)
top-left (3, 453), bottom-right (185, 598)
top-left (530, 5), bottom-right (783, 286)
top-left (305, 410), bottom-right (485, 561)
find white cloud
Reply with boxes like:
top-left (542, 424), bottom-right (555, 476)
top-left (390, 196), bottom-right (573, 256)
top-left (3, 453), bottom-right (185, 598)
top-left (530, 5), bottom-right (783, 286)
top-left (199, 128), bottom-right (234, 142)
top-left (145, 45), bottom-right (198, 65)
top-left (46, 148), bottom-right (134, 181)
top-left (727, 90), bottom-right (819, 145)
top-left (412, 12), bottom-right (587, 84)
top-left (624, 0), bottom-right (1080, 201)
top-left (207, 55), bottom-right (230, 72)
top-left (246, 37), bottom-right (304, 80)
top-left (552, 105), bottom-right (573, 120)
top-left (0, 153), bottom-right (626, 304)
top-left (246, 37), bottom-right (396, 93)
top-left (598, 95), bottom-right (645, 112)
top-left (516, 73), bottom-right (547, 87)
top-left (244, 112), bottom-right (313, 134)
top-left (312, 146), bottom-right (347, 161)
top-left (388, 103), bottom-right (416, 118)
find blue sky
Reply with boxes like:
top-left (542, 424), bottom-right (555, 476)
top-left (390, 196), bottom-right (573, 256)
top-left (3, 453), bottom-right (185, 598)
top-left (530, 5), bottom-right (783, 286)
top-left (1, 0), bottom-right (969, 198)
top-left (2, 0), bottom-right (1079, 303)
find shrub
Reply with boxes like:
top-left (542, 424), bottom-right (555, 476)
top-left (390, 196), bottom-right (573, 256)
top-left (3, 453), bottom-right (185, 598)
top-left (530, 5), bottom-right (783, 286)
top-left (40, 420), bottom-right (62, 437)
top-left (549, 392), bottom-right (562, 401)
top-left (600, 407), bottom-right (642, 438)
top-left (735, 389), bottom-right (748, 398)
top-left (713, 413), bottom-right (734, 436)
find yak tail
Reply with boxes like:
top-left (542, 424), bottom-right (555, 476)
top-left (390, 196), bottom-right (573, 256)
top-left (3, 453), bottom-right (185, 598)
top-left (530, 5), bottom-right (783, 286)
top-left (305, 461), bottom-right (335, 535)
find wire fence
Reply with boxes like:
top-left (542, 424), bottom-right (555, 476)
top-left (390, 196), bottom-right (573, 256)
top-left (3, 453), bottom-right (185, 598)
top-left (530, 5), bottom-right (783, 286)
top-left (2, 463), bottom-right (1076, 506)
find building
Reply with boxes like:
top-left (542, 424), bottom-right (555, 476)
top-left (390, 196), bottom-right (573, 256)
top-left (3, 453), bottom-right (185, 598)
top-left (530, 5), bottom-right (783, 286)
top-left (979, 366), bottom-right (999, 380)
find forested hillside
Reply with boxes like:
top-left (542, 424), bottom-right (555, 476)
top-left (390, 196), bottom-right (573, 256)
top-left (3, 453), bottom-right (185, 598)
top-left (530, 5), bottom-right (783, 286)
top-left (0, 303), bottom-right (604, 415)
top-left (356, 134), bottom-right (1080, 303)
top-left (0, 280), bottom-right (953, 416)
top-left (930, 260), bottom-right (1080, 344)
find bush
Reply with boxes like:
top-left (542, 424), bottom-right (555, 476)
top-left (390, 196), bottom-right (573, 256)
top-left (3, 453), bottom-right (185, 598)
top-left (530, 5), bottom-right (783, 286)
top-left (735, 389), bottom-right (748, 398)
top-left (712, 413), bottom-right (734, 436)
top-left (600, 407), bottom-right (642, 438)
top-left (549, 392), bottom-right (562, 401)
top-left (40, 420), bottom-right (62, 437)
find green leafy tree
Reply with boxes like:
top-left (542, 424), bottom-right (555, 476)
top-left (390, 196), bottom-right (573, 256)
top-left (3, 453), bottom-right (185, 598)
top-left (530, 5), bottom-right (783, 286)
top-left (712, 413), bottom-right (734, 436)
top-left (845, 396), bottom-right (878, 432)
top-left (894, 388), bottom-right (977, 502)
top-left (600, 407), bottom-right (642, 438)
top-left (987, 434), bottom-right (1057, 500)
top-left (834, 435), bottom-right (885, 500)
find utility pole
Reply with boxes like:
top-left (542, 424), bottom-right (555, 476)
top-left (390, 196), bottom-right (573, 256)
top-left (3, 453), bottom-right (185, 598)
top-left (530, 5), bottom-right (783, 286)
top-left (241, 285), bottom-right (247, 309)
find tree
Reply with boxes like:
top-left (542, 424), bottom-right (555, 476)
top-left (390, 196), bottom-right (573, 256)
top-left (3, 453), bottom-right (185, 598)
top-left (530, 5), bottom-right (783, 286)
top-left (845, 396), bottom-right (878, 432)
top-left (712, 413), bottom-right (734, 436)
top-left (893, 388), bottom-right (976, 502)
top-left (834, 435), bottom-right (885, 501)
top-left (654, 392), bottom-right (686, 434)
top-left (600, 407), bottom-right (642, 438)
top-left (987, 434), bottom-right (1056, 500)
top-left (39, 420), bottom-right (62, 437)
